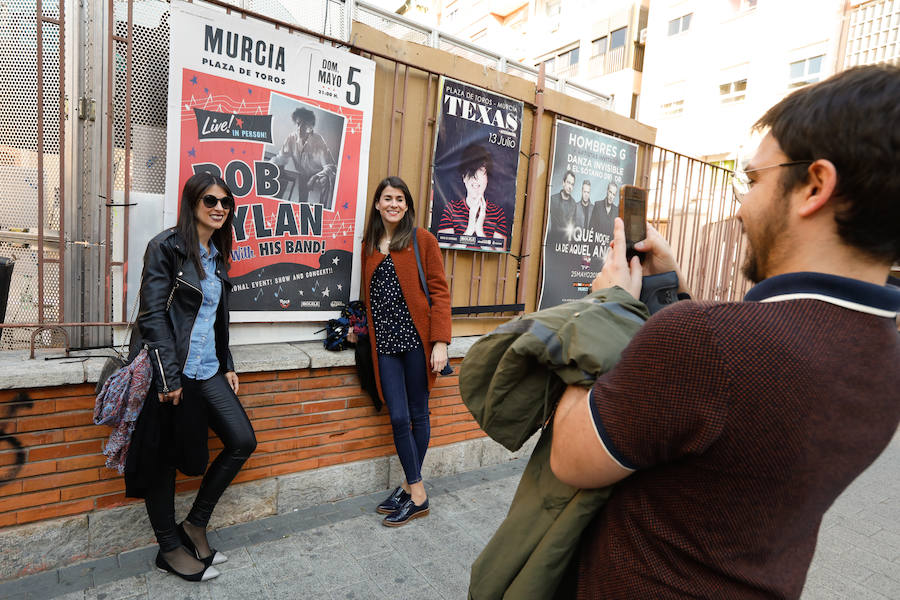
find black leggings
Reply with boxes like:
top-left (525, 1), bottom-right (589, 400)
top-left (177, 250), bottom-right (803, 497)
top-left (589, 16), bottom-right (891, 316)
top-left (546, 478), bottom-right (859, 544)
top-left (145, 372), bottom-right (256, 552)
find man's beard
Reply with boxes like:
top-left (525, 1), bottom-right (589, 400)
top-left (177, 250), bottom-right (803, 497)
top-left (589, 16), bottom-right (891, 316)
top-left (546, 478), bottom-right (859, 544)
top-left (741, 242), bottom-right (765, 283)
top-left (740, 196), bottom-right (788, 284)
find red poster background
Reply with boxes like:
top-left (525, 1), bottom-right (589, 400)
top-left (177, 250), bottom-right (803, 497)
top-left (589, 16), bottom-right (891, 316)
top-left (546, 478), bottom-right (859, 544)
top-left (177, 69), bottom-right (363, 279)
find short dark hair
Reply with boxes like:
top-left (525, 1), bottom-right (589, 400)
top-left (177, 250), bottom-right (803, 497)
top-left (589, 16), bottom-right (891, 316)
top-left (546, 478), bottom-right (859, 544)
top-left (291, 107), bottom-right (315, 126)
top-left (582, 180), bottom-right (591, 189)
top-left (563, 170), bottom-right (576, 184)
top-left (755, 64), bottom-right (900, 263)
top-left (458, 144), bottom-right (493, 180)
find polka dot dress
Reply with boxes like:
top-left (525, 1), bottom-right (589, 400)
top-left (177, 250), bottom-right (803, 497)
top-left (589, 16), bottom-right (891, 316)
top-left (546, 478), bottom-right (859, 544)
top-left (370, 255), bottom-right (422, 354)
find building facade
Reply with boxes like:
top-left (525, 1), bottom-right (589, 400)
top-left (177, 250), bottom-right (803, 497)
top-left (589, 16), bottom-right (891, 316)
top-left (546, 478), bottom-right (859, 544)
top-left (639, 0), bottom-right (846, 163)
top-left (838, 0), bottom-right (900, 69)
top-left (433, 0), bottom-right (648, 118)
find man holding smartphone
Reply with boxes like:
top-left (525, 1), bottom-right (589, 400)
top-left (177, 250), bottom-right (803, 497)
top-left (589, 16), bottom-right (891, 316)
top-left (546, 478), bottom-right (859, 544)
top-left (549, 65), bottom-right (900, 599)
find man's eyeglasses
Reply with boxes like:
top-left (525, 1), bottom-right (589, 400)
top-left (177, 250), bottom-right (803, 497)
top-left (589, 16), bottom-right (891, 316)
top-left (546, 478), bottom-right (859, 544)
top-left (201, 194), bottom-right (234, 210)
top-left (731, 160), bottom-right (813, 202)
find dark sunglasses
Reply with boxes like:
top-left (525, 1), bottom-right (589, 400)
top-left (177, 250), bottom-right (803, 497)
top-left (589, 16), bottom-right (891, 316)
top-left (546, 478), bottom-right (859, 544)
top-left (201, 194), bottom-right (234, 210)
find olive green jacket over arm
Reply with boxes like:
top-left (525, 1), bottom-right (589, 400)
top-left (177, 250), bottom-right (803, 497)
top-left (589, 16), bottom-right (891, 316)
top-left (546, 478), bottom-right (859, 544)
top-left (460, 287), bottom-right (649, 600)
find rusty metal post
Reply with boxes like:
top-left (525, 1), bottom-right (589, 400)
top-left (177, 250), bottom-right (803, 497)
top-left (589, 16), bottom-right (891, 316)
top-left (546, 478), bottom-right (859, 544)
top-left (396, 64), bottom-right (409, 176)
top-left (660, 150), bottom-right (674, 243)
top-left (57, 0), bottom-right (66, 325)
top-left (417, 72), bottom-right (436, 227)
top-left (709, 169), bottom-right (730, 299)
top-left (120, 0), bottom-right (133, 320)
top-left (387, 62), bottom-right (400, 175)
top-left (104, 0), bottom-right (114, 324)
top-left (36, 0), bottom-right (45, 323)
top-left (517, 63), bottom-right (545, 310)
top-left (687, 163), bottom-right (707, 292)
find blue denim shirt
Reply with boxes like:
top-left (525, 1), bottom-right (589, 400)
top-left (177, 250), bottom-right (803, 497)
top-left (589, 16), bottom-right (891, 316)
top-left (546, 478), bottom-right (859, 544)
top-left (182, 242), bottom-right (223, 381)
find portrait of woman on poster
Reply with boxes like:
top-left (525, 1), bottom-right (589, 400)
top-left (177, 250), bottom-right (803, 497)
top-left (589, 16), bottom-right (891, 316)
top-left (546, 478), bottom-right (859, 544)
top-left (125, 172), bottom-right (257, 582)
top-left (436, 143), bottom-right (508, 249)
top-left (355, 176), bottom-right (452, 526)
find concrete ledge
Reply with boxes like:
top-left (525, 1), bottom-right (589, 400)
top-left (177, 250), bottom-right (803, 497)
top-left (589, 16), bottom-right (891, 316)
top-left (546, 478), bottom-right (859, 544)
top-left (0, 349), bottom-right (103, 391)
top-left (232, 343), bottom-right (311, 372)
top-left (0, 433), bottom-right (534, 581)
top-left (0, 335), bottom-right (483, 391)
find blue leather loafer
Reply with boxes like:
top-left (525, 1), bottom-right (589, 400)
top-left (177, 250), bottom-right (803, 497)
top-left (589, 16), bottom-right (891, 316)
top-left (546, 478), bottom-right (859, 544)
top-left (382, 498), bottom-right (429, 527)
top-left (376, 486), bottom-right (410, 515)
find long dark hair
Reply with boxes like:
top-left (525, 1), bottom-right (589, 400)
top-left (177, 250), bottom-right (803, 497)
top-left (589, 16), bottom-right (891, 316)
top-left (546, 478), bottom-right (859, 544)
top-left (362, 176), bottom-right (416, 255)
top-left (176, 172), bottom-right (235, 278)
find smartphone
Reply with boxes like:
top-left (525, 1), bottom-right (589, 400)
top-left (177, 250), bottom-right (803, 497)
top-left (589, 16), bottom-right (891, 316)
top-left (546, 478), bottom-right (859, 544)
top-left (618, 185), bottom-right (648, 261)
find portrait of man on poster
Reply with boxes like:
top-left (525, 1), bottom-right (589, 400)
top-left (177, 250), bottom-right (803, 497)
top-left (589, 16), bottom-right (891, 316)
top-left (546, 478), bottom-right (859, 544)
top-left (588, 180), bottom-right (618, 269)
top-left (549, 169), bottom-right (577, 239)
top-left (575, 180), bottom-right (594, 231)
top-left (271, 106), bottom-right (337, 208)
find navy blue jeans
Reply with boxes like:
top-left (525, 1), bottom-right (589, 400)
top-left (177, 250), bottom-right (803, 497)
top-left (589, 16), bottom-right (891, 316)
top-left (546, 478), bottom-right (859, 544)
top-left (378, 347), bottom-right (430, 484)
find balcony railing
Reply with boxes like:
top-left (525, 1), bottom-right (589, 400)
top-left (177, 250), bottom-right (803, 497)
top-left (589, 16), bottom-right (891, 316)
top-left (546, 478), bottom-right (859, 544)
top-left (604, 45), bottom-right (626, 73)
top-left (556, 62), bottom-right (579, 78)
top-left (633, 42), bottom-right (645, 72)
top-left (588, 45), bottom-right (627, 76)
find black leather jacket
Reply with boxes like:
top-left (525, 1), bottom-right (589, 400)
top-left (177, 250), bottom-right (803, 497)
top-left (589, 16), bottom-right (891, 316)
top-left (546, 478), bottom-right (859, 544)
top-left (128, 228), bottom-right (234, 393)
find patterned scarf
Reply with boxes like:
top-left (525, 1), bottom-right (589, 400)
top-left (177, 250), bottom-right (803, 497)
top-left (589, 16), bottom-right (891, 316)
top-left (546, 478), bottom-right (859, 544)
top-left (93, 349), bottom-right (153, 473)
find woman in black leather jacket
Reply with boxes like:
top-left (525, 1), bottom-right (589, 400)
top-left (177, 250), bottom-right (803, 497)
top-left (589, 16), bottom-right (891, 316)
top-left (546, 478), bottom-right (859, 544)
top-left (128, 172), bottom-right (256, 582)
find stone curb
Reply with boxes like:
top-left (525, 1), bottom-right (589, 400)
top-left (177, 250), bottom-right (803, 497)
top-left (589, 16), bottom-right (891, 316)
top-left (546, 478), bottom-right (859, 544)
top-left (0, 336), bottom-right (483, 390)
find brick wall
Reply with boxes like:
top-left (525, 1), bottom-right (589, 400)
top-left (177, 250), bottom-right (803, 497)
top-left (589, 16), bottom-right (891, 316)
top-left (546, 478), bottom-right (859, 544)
top-left (0, 358), bottom-right (480, 528)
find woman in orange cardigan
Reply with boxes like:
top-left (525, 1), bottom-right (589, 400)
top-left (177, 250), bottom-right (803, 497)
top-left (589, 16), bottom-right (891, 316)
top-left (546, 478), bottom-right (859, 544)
top-left (358, 176), bottom-right (452, 526)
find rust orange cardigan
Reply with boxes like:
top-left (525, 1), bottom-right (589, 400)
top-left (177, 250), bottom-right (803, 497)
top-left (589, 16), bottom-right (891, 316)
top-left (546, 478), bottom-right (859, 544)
top-left (361, 228), bottom-right (452, 404)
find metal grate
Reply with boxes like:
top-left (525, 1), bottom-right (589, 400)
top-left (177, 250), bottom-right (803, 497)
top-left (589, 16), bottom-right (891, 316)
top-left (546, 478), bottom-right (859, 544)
top-left (0, 0), bottom-right (64, 348)
top-left (213, 0), bottom-right (350, 40)
top-left (354, 5), bottom-right (430, 45)
top-left (129, 1), bottom-right (168, 195)
top-left (646, 146), bottom-right (750, 302)
top-left (437, 39), bottom-right (500, 69)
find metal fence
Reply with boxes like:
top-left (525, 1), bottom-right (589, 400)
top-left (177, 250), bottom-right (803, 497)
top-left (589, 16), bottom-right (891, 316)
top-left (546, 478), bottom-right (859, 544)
top-left (0, 0), bottom-right (66, 351)
top-left (645, 147), bottom-right (750, 302)
top-left (0, 0), bottom-right (749, 351)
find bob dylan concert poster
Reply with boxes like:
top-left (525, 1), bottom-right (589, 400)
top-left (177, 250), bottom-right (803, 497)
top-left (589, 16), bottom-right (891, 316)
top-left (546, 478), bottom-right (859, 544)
top-left (165, 0), bottom-right (375, 320)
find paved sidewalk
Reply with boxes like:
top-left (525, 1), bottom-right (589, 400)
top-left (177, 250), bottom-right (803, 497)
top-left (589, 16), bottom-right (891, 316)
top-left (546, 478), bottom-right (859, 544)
top-left (2, 431), bottom-right (898, 600)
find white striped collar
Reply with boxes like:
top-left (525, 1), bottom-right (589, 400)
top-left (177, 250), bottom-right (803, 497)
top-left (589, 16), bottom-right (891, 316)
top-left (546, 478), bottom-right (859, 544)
top-left (745, 272), bottom-right (900, 318)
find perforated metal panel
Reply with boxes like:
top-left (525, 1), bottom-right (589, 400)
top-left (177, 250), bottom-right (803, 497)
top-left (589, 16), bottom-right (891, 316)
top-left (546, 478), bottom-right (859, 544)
top-left (438, 39), bottom-right (501, 69)
top-left (212, 0), bottom-right (350, 39)
top-left (129, 1), bottom-right (168, 195)
top-left (354, 5), bottom-right (430, 45)
top-left (0, 0), bottom-right (65, 349)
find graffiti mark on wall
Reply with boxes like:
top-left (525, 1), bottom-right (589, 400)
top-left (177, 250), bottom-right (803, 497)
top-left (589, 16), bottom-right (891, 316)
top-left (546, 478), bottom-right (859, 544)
top-left (0, 392), bottom-right (32, 487)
